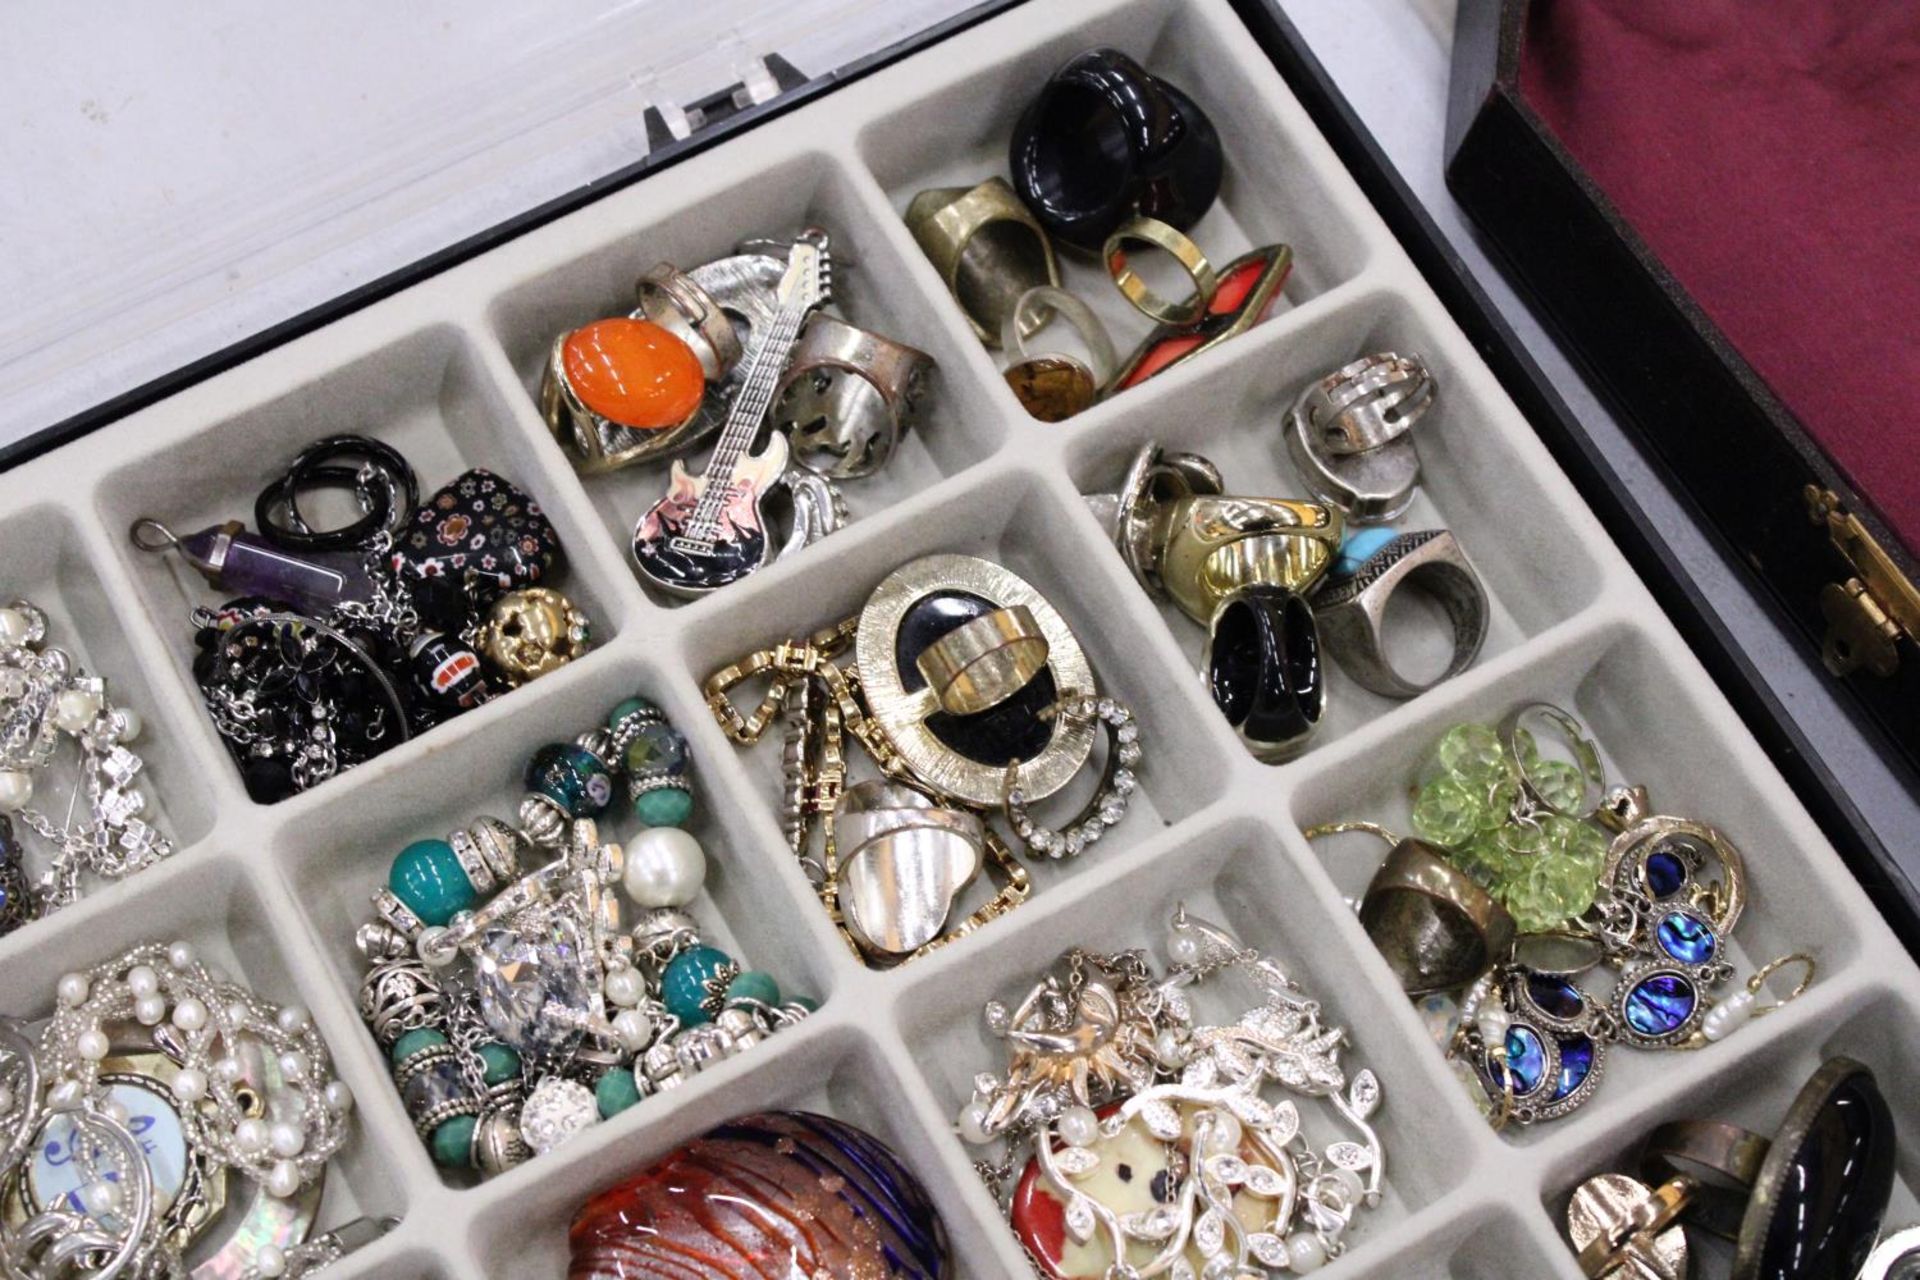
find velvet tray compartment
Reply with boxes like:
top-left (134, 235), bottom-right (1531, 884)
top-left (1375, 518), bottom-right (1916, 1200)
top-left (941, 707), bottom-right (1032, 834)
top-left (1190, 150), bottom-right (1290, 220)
top-left (3, 0), bottom-right (1919, 1275)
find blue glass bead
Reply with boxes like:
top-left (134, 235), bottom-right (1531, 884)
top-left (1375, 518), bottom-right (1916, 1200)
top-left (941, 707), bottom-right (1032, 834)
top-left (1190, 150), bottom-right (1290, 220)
top-left (391, 1027), bottom-right (447, 1065)
top-left (1501, 1025), bottom-right (1548, 1097)
top-left (1552, 1035), bottom-right (1595, 1101)
top-left (1656, 912), bottom-right (1717, 966)
top-left (661, 946), bottom-right (735, 1027)
top-left (596, 1067), bottom-right (642, 1119)
top-left (526, 743), bottom-right (614, 819)
top-left (1331, 527), bottom-right (1399, 580)
top-left (607, 696), bottom-right (658, 732)
top-left (1625, 973), bottom-right (1697, 1037)
top-left (725, 971), bottom-right (781, 1008)
top-left (624, 722), bottom-right (689, 778)
top-left (431, 1114), bottom-right (477, 1168)
top-left (1644, 849), bottom-right (1688, 898)
top-left (389, 838), bottom-right (476, 928)
top-left (1526, 973), bottom-right (1586, 1021)
top-left (633, 786), bottom-right (693, 829)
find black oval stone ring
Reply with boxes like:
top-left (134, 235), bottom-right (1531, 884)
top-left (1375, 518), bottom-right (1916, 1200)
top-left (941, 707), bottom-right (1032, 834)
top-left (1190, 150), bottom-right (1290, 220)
top-left (1639, 1057), bottom-right (1896, 1280)
top-left (1009, 47), bottom-right (1224, 252)
top-left (1203, 585), bottom-right (1324, 762)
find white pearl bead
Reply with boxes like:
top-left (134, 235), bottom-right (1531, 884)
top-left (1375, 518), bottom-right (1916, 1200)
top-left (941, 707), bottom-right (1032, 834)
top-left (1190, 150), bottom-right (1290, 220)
top-left (265, 1159), bottom-right (301, 1199)
top-left (956, 1100), bottom-right (992, 1145)
top-left (0, 770), bottom-right (32, 813)
top-left (1154, 1028), bottom-right (1187, 1068)
top-left (134, 995), bottom-right (167, 1026)
top-left (80, 1178), bottom-right (122, 1216)
top-left (214, 1056), bottom-right (244, 1083)
top-left (621, 827), bottom-right (707, 908)
top-left (1203, 1111), bottom-right (1242, 1156)
top-left (324, 1080), bottom-right (354, 1114)
top-left (76, 1028), bottom-right (110, 1061)
top-left (167, 941), bottom-right (196, 969)
top-left (56, 974), bottom-right (89, 1008)
top-left (255, 1245), bottom-right (288, 1278)
top-left (0, 607), bottom-right (31, 647)
top-left (1476, 1006), bottom-right (1513, 1045)
top-left (226, 1002), bottom-right (251, 1028)
top-left (1056, 1105), bottom-right (1100, 1148)
top-left (278, 1052), bottom-right (310, 1084)
top-left (111, 708), bottom-right (141, 743)
top-left (48, 1079), bottom-right (86, 1110)
top-left (171, 997), bottom-right (207, 1032)
top-left (1288, 1232), bottom-right (1329, 1271)
top-left (268, 1122), bottom-right (305, 1158)
top-left (234, 1118), bottom-right (269, 1153)
top-left (1702, 989), bottom-right (1756, 1042)
top-left (1167, 932), bottom-right (1202, 967)
top-left (604, 967), bottom-right (647, 1009)
top-left (52, 688), bottom-right (102, 734)
top-left (173, 1069), bottom-right (207, 1103)
top-left (612, 1009), bottom-right (654, 1052)
top-left (102, 1097), bottom-right (130, 1127)
top-left (276, 1005), bottom-right (310, 1034)
top-left (126, 965), bottom-right (160, 998)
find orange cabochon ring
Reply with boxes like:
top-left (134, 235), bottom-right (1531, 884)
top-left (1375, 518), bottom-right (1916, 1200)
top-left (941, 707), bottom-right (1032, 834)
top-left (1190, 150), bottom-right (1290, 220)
top-left (561, 317), bottom-right (706, 429)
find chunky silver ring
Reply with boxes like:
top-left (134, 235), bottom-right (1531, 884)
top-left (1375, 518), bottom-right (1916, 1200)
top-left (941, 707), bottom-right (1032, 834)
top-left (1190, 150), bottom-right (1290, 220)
top-left (1312, 529), bottom-right (1487, 698)
top-left (1002, 286), bottom-right (1118, 385)
top-left (834, 781), bottom-right (985, 958)
top-left (1285, 352), bottom-right (1435, 524)
top-left (1082, 439), bottom-right (1225, 597)
top-left (773, 313), bottom-right (934, 480)
top-left (636, 261), bottom-right (745, 380)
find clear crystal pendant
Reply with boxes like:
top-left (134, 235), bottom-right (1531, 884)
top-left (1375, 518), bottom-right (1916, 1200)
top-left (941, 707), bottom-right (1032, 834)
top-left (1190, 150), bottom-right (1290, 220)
top-left (473, 911), bottom-right (599, 1062)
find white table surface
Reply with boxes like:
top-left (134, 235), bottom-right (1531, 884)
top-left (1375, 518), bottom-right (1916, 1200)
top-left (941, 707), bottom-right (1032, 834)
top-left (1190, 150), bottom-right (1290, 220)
top-left (1278, 0), bottom-right (1920, 881)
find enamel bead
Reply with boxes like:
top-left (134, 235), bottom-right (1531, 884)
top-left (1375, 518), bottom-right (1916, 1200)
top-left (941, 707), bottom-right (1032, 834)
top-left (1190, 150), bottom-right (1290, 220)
top-left (389, 838), bottom-right (477, 928)
top-left (526, 744), bottom-right (615, 820)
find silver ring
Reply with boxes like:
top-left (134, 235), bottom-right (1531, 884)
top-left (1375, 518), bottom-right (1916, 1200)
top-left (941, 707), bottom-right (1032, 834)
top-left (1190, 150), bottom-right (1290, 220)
top-left (773, 313), bottom-right (933, 480)
top-left (1001, 286), bottom-right (1118, 385)
top-left (1312, 529), bottom-right (1487, 698)
top-left (1285, 352), bottom-right (1435, 524)
top-left (1860, 1225), bottom-right (1920, 1279)
top-left (833, 781), bottom-right (984, 958)
top-left (1082, 439), bottom-right (1225, 597)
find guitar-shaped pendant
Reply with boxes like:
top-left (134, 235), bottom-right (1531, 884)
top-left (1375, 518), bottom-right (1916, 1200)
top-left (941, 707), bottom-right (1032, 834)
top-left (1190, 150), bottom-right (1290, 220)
top-left (632, 230), bottom-right (832, 596)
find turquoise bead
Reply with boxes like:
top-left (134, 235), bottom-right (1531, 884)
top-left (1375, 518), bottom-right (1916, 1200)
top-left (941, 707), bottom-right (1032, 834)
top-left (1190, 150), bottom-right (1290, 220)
top-left (389, 838), bottom-right (476, 928)
top-left (725, 970), bottom-right (780, 1008)
top-left (596, 1068), bottom-right (642, 1119)
top-left (478, 1043), bottom-right (521, 1086)
top-left (633, 786), bottom-right (693, 828)
top-left (661, 946), bottom-right (734, 1027)
top-left (526, 743), bottom-right (615, 819)
top-left (606, 696), bottom-right (658, 731)
top-left (789, 994), bottom-right (820, 1013)
top-left (391, 1027), bottom-right (447, 1065)
top-left (1331, 526), bottom-right (1399, 580)
top-left (430, 1114), bottom-right (477, 1168)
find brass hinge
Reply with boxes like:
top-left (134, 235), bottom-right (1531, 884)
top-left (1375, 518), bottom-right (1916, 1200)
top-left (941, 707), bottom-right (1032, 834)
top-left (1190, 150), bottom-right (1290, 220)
top-left (1804, 486), bottom-right (1920, 677)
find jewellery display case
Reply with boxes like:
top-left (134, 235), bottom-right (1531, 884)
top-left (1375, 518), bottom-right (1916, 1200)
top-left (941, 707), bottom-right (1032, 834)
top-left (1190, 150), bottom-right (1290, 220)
top-left (4, 0), bottom-right (1919, 1276)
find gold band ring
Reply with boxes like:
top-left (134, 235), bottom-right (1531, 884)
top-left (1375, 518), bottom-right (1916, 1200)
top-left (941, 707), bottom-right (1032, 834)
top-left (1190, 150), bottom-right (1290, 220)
top-left (1103, 216), bottom-right (1218, 327)
top-left (915, 605), bottom-right (1051, 716)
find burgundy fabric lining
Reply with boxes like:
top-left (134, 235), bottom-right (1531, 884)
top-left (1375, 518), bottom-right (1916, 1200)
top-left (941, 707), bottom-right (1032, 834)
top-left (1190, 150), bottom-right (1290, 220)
top-left (1517, 0), bottom-right (1920, 555)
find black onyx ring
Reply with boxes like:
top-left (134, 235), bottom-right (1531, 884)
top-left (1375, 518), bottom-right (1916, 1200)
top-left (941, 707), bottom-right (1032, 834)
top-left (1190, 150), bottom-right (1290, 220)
top-left (1640, 1057), bottom-right (1896, 1280)
top-left (1313, 528), bottom-right (1488, 699)
top-left (1203, 585), bottom-right (1323, 762)
top-left (1009, 47), bottom-right (1223, 252)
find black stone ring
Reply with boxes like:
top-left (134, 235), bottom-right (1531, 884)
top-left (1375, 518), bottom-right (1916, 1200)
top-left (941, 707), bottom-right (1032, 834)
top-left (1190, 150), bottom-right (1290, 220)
top-left (1203, 585), bottom-right (1323, 762)
top-left (1009, 47), bottom-right (1223, 252)
top-left (257, 434), bottom-right (419, 552)
top-left (1639, 1057), bottom-right (1895, 1280)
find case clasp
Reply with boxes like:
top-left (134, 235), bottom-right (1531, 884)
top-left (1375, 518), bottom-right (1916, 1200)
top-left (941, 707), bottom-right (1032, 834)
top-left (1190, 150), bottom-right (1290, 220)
top-left (1804, 486), bottom-right (1920, 677)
